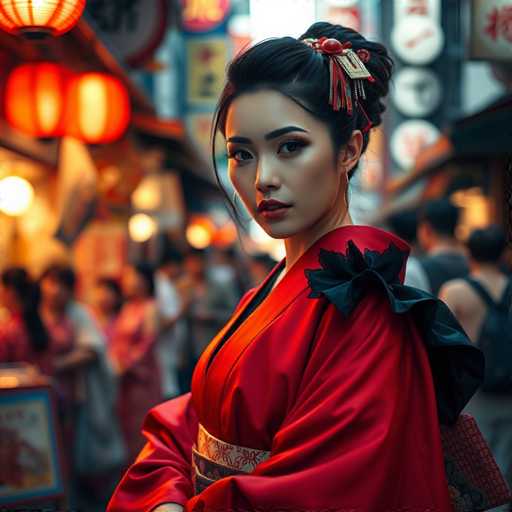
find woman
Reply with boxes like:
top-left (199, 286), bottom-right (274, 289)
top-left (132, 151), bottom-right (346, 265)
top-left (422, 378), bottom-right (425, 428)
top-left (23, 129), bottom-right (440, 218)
top-left (108, 23), bottom-right (484, 512)
top-left (109, 263), bottom-right (162, 463)
top-left (90, 277), bottom-right (123, 344)
top-left (0, 267), bottom-right (51, 371)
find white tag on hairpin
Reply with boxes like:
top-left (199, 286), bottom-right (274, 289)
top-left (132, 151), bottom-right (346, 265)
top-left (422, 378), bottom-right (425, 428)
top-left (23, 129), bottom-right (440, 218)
top-left (336, 49), bottom-right (372, 80)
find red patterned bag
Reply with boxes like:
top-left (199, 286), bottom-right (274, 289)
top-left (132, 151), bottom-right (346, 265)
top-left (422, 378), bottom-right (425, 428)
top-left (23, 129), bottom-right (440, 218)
top-left (441, 414), bottom-right (512, 511)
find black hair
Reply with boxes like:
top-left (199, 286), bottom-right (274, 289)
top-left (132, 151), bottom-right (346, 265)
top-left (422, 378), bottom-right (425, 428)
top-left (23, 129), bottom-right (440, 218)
top-left (211, 21), bottom-right (393, 219)
top-left (96, 277), bottom-right (123, 313)
top-left (466, 225), bottom-right (506, 263)
top-left (133, 263), bottom-right (155, 297)
top-left (387, 208), bottom-right (419, 245)
top-left (1, 267), bottom-right (49, 352)
top-left (420, 199), bottom-right (460, 237)
top-left (40, 263), bottom-right (76, 291)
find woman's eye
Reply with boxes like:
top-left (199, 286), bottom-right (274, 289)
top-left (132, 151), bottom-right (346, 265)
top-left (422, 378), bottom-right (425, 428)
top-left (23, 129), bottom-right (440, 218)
top-left (227, 149), bottom-right (252, 163)
top-left (278, 140), bottom-right (307, 154)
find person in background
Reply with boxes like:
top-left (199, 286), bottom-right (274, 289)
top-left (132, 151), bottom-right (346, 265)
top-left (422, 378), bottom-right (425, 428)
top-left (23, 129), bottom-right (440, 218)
top-left (156, 248), bottom-right (187, 400)
top-left (109, 263), bottom-right (162, 463)
top-left (440, 226), bottom-right (512, 505)
top-left (248, 252), bottom-right (278, 287)
top-left (39, 263), bottom-right (124, 501)
top-left (417, 198), bottom-right (469, 296)
top-left (209, 247), bottom-right (248, 300)
top-left (178, 249), bottom-right (239, 392)
top-left (90, 277), bottom-right (123, 344)
top-left (387, 208), bottom-right (430, 292)
top-left (0, 267), bottom-right (50, 371)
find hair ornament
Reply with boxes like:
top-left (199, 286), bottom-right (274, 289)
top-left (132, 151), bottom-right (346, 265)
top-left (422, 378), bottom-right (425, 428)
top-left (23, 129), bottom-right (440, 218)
top-left (302, 37), bottom-right (375, 131)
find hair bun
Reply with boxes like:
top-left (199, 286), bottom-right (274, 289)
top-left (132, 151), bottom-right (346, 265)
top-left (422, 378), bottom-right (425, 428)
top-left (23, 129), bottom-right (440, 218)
top-left (300, 21), bottom-right (393, 130)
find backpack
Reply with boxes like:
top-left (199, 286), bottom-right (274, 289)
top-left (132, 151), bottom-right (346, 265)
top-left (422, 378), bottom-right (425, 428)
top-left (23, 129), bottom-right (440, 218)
top-left (464, 277), bottom-right (512, 393)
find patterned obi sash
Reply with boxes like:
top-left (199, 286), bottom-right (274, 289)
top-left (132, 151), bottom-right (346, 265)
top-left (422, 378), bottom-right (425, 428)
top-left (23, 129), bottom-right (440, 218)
top-left (192, 424), bottom-right (270, 495)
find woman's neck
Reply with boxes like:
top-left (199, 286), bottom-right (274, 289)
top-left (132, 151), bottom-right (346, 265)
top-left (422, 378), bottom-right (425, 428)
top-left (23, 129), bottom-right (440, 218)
top-left (283, 210), bottom-right (353, 273)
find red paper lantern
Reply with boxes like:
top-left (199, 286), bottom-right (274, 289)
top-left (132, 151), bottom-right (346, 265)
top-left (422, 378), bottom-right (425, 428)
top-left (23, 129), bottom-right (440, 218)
top-left (0, 0), bottom-right (85, 37)
top-left (66, 72), bottom-right (131, 144)
top-left (5, 62), bottom-right (70, 138)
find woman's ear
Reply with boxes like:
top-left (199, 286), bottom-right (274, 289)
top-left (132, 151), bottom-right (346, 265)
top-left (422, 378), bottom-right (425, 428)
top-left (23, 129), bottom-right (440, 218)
top-left (337, 130), bottom-right (363, 175)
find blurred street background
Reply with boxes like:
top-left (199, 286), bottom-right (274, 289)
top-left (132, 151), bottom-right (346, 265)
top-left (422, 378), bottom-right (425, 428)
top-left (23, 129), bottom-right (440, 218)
top-left (0, 1), bottom-right (510, 510)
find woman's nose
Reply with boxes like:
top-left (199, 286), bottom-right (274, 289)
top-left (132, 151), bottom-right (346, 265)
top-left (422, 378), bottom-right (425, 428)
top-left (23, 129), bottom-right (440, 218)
top-left (255, 158), bottom-right (280, 192)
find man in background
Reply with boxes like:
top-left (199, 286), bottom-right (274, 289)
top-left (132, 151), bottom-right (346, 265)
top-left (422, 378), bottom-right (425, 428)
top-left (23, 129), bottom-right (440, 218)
top-left (417, 198), bottom-right (469, 296)
top-left (440, 226), bottom-right (512, 508)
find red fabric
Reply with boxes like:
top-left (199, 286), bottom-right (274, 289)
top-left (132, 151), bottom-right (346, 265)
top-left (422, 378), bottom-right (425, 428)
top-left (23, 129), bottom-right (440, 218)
top-left (107, 225), bottom-right (453, 512)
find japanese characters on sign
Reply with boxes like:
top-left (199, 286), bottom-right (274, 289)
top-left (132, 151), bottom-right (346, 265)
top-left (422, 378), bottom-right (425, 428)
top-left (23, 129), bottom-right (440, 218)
top-left (470, 0), bottom-right (512, 60)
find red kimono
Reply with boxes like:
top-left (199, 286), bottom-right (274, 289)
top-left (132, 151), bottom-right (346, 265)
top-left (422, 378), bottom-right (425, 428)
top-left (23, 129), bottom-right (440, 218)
top-left (108, 225), bottom-right (483, 512)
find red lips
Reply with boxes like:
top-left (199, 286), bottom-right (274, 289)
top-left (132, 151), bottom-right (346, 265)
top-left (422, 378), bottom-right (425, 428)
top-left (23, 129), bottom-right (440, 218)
top-left (257, 199), bottom-right (292, 213)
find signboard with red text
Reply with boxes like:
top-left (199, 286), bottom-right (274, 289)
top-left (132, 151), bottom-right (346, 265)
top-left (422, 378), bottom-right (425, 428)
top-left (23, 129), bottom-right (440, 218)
top-left (182, 0), bottom-right (231, 33)
top-left (470, 0), bottom-right (512, 60)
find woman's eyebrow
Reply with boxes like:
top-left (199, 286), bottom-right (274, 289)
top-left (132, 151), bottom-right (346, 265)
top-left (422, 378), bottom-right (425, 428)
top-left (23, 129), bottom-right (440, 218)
top-left (226, 126), bottom-right (308, 144)
top-left (265, 126), bottom-right (308, 140)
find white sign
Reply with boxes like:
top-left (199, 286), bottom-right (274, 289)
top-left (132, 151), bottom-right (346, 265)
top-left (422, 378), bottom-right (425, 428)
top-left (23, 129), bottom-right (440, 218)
top-left (390, 120), bottom-right (440, 170)
top-left (470, 0), bottom-right (512, 61)
top-left (394, 0), bottom-right (440, 22)
top-left (391, 15), bottom-right (444, 65)
top-left (392, 67), bottom-right (442, 117)
top-left (249, 0), bottom-right (316, 41)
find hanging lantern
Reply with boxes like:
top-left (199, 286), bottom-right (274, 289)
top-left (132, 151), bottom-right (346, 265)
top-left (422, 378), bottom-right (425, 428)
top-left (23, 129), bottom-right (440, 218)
top-left (5, 62), bottom-right (71, 138)
top-left (66, 72), bottom-right (131, 144)
top-left (0, 0), bottom-right (86, 37)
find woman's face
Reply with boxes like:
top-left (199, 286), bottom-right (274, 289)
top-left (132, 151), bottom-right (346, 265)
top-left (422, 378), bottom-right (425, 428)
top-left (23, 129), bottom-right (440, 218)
top-left (225, 89), bottom-right (350, 240)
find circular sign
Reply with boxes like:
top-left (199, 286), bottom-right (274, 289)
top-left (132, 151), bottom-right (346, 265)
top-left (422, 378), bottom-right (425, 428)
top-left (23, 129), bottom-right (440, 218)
top-left (87, 0), bottom-right (168, 68)
top-left (392, 67), bottom-right (442, 117)
top-left (182, 0), bottom-right (230, 33)
top-left (391, 120), bottom-right (440, 170)
top-left (391, 16), bottom-right (444, 65)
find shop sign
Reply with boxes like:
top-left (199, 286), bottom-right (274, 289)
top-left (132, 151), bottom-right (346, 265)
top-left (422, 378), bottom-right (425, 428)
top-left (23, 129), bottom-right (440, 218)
top-left (318, 0), bottom-right (361, 31)
top-left (394, 0), bottom-right (440, 22)
top-left (390, 119), bottom-right (440, 170)
top-left (392, 67), bottom-right (442, 117)
top-left (186, 38), bottom-right (228, 106)
top-left (87, 0), bottom-right (168, 68)
top-left (470, 0), bottom-right (512, 60)
top-left (391, 15), bottom-right (444, 65)
top-left (182, 0), bottom-right (231, 33)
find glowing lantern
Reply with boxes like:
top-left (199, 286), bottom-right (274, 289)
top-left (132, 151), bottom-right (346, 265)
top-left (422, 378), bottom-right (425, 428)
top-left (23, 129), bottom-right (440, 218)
top-left (186, 215), bottom-right (216, 249)
top-left (0, 0), bottom-right (85, 37)
top-left (212, 220), bottom-right (237, 248)
top-left (0, 177), bottom-right (34, 216)
top-left (129, 213), bottom-right (157, 242)
top-left (5, 62), bottom-right (70, 138)
top-left (66, 72), bottom-right (131, 144)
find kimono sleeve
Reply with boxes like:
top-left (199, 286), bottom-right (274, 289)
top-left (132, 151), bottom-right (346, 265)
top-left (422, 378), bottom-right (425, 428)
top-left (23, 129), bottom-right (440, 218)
top-left (107, 392), bottom-right (199, 512)
top-left (185, 292), bottom-right (451, 511)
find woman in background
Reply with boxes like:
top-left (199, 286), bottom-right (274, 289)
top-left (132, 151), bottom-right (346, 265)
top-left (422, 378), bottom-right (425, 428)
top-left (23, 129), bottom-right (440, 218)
top-left (90, 277), bottom-right (123, 344)
top-left (0, 267), bottom-right (50, 370)
top-left (109, 263), bottom-right (162, 463)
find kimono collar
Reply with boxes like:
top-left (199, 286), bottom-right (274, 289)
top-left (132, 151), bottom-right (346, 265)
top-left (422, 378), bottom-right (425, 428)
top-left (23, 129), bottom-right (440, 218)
top-left (270, 224), bottom-right (411, 301)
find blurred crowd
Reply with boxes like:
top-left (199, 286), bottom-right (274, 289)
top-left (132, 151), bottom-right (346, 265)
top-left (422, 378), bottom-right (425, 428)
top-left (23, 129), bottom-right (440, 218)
top-left (0, 245), bottom-right (277, 508)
